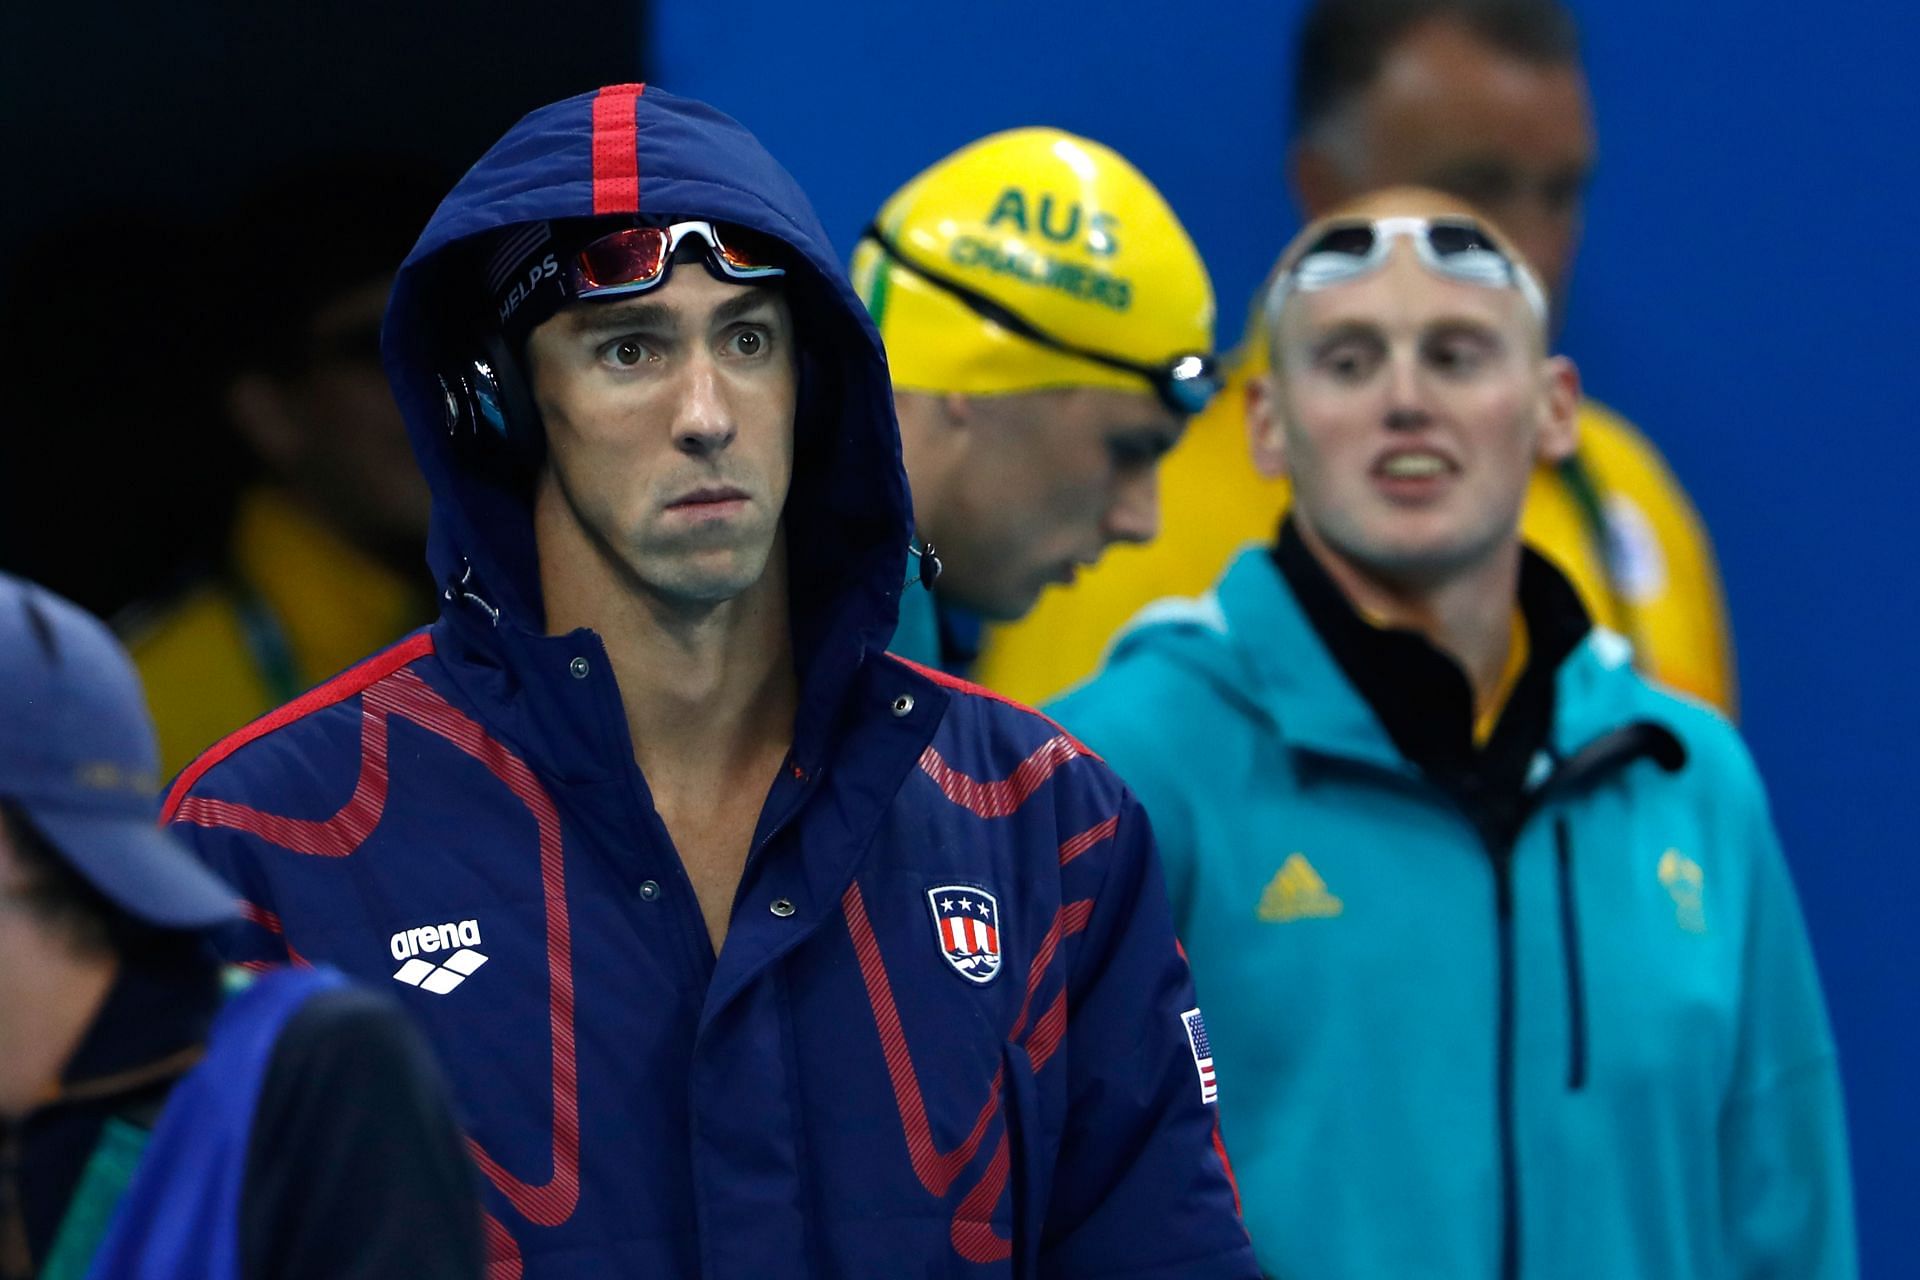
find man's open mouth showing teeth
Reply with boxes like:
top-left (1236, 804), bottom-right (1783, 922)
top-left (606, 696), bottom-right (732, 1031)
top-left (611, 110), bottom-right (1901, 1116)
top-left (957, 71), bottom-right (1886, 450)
top-left (1380, 453), bottom-right (1450, 478)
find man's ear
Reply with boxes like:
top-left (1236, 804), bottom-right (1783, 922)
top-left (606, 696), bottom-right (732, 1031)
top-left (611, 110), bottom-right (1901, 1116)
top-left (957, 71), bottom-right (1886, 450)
top-left (226, 373), bottom-right (305, 473)
top-left (1246, 372), bottom-right (1291, 480)
top-left (1534, 355), bottom-right (1582, 465)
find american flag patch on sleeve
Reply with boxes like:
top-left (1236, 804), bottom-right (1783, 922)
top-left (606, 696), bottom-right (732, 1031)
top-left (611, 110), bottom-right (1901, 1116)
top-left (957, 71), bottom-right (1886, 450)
top-left (1181, 1007), bottom-right (1218, 1104)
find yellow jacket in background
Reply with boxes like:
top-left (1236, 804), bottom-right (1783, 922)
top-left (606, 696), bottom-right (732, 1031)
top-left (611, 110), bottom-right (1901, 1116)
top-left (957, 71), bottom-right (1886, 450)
top-left (975, 353), bottom-right (1736, 714)
top-left (124, 488), bottom-right (431, 778)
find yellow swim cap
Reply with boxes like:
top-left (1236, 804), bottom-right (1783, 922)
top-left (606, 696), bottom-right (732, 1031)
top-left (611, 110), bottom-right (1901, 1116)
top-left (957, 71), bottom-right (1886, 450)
top-left (852, 128), bottom-right (1215, 407)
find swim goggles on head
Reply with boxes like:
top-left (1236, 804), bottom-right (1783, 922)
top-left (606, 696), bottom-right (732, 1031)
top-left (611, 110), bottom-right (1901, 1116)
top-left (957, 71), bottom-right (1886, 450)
top-left (862, 224), bottom-right (1221, 417)
top-left (1268, 216), bottom-right (1548, 326)
top-left (564, 220), bottom-right (787, 300)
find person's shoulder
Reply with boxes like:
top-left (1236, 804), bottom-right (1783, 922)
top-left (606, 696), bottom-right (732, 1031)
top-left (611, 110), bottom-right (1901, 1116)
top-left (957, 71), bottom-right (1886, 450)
top-left (162, 629), bottom-right (440, 819)
top-left (1656, 687), bottom-right (1767, 801)
top-left (1575, 397), bottom-right (1697, 502)
top-left (121, 580), bottom-right (246, 669)
top-left (890, 652), bottom-right (1090, 750)
top-left (267, 979), bottom-right (437, 1075)
top-left (886, 653), bottom-right (1137, 810)
top-left (1575, 397), bottom-right (1657, 454)
top-left (1054, 582), bottom-right (1249, 719)
top-left (120, 582), bottom-right (278, 777)
top-left (1045, 596), bottom-right (1259, 817)
top-left (1580, 633), bottom-right (1764, 800)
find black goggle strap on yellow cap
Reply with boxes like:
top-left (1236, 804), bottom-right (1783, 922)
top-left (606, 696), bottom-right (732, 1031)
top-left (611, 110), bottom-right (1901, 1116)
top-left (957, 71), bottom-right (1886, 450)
top-left (862, 224), bottom-right (1219, 417)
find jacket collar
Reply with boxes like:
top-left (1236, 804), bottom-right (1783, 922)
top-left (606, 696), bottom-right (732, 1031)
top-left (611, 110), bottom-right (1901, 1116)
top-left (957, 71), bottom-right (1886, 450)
top-left (1215, 522), bottom-right (1626, 777)
top-left (51, 945), bottom-right (219, 1110)
top-left (1212, 541), bottom-right (1408, 775)
top-left (1273, 520), bottom-right (1588, 789)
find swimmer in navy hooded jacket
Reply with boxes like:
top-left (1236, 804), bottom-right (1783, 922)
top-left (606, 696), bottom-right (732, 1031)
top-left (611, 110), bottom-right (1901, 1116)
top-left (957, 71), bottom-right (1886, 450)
top-left (161, 84), bottom-right (1257, 1278)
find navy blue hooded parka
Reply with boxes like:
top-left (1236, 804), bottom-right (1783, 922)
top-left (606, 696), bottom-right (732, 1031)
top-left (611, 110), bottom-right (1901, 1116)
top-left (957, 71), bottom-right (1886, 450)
top-left (162, 85), bottom-right (1256, 1279)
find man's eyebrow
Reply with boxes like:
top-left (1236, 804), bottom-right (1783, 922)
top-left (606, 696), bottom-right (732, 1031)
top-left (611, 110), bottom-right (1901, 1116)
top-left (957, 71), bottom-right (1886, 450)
top-left (710, 285), bottom-right (782, 327)
top-left (1306, 319), bottom-right (1385, 350)
top-left (568, 298), bottom-right (680, 339)
top-left (565, 285), bottom-right (780, 338)
top-left (1422, 314), bottom-right (1511, 344)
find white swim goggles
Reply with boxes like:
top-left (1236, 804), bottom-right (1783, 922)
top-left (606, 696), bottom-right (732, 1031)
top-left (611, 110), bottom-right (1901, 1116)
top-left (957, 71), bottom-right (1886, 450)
top-left (1268, 216), bottom-right (1548, 326)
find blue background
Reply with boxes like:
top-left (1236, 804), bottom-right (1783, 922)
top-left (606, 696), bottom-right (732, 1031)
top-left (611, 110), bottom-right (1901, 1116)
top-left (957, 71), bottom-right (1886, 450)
top-left (654, 2), bottom-right (1918, 1272)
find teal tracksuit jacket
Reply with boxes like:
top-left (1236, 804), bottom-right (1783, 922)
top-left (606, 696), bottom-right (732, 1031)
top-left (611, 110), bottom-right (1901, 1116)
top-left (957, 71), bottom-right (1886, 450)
top-left (1049, 545), bottom-right (1855, 1279)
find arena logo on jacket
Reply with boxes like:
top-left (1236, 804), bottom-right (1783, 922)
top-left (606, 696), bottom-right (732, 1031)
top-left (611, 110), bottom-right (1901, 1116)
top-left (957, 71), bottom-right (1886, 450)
top-left (926, 884), bottom-right (1003, 984)
top-left (389, 917), bottom-right (489, 995)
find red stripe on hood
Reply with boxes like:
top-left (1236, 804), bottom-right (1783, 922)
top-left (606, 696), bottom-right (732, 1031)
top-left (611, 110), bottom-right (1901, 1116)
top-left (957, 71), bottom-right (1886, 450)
top-left (591, 83), bottom-right (645, 214)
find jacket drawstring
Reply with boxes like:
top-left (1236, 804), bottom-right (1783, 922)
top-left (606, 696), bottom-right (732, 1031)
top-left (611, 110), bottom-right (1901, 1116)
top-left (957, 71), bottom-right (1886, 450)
top-left (1555, 815), bottom-right (1589, 1091)
top-left (443, 560), bottom-right (500, 626)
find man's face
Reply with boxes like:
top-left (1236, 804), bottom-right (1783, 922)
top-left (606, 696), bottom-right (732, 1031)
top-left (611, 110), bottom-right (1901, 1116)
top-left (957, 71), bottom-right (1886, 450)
top-left (1252, 237), bottom-right (1577, 586)
top-left (1298, 18), bottom-right (1596, 302)
top-left (0, 815), bottom-right (48, 1068)
top-left (938, 387), bottom-right (1182, 620)
top-left (526, 269), bottom-right (797, 607)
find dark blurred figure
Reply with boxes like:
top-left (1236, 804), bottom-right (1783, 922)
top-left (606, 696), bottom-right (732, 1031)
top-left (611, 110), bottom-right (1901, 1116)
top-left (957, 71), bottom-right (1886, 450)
top-left (122, 157), bottom-right (447, 776)
top-left (0, 572), bottom-right (481, 1280)
top-left (1291, 0), bottom-right (1590, 306)
top-left (0, 214), bottom-right (236, 620)
top-left (977, 0), bottom-right (1736, 719)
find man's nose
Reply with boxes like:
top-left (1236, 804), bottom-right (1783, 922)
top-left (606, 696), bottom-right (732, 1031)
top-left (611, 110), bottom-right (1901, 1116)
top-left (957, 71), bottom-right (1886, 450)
top-left (673, 353), bottom-right (737, 456)
top-left (1383, 351), bottom-right (1434, 432)
top-left (1104, 465), bottom-right (1161, 546)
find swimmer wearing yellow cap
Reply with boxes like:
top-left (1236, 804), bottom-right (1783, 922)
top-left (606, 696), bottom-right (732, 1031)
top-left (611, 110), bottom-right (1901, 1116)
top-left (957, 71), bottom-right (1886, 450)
top-left (853, 128), bottom-right (1216, 673)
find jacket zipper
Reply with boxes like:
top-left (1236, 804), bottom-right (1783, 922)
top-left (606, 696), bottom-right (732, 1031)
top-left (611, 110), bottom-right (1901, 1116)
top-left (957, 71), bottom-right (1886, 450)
top-left (1469, 722), bottom-right (1682, 1280)
top-left (1492, 846), bottom-right (1520, 1280)
top-left (1555, 816), bottom-right (1589, 1091)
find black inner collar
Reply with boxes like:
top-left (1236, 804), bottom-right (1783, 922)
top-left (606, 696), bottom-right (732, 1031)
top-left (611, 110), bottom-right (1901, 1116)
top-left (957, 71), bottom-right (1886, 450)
top-left (1273, 518), bottom-right (1591, 850)
top-left (58, 943), bottom-right (221, 1093)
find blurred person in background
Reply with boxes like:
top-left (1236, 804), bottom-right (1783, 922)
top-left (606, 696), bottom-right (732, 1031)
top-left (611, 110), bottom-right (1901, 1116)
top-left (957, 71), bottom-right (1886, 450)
top-left (0, 573), bottom-right (479, 1280)
top-left (162, 85), bottom-right (1258, 1276)
top-left (0, 214), bottom-right (237, 622)
top-left (850, 128), bottom-right (1218, 674)
top-left (1051, 190), bottom-right (1853, 1278)
top-left (123, 157), bottom-right (448, 776)
top-left (981, 0), bottom-right (1735, 716)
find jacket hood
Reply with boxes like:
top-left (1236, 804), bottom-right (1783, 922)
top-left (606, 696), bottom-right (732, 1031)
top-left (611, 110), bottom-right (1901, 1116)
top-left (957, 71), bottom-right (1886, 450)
top-left (381, 84), bottom-right (910, 708)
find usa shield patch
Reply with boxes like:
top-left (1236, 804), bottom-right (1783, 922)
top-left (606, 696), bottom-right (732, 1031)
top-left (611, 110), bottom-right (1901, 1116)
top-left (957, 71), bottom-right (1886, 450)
top-left (927, 885), bottom-right (1003, 985)
top-left (1182, 1008), bottom-right (1218, 1104)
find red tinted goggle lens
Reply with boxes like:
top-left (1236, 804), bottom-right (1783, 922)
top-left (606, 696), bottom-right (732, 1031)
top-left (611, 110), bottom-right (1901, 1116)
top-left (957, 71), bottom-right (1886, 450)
top-left (573, 222), bottom-right (785, 294)
top-left (576, 227), bottom-right (669, 292)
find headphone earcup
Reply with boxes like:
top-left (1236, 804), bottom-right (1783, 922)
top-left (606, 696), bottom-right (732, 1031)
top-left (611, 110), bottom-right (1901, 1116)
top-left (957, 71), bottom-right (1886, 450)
top-left (439, 334), bottom-right (543, 478)
top-left (476, 331), bottom-right (541, 461)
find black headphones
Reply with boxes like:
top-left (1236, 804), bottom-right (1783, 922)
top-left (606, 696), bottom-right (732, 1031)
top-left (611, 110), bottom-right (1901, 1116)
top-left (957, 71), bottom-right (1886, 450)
top-left (438, 328), bottom-right (543, 473)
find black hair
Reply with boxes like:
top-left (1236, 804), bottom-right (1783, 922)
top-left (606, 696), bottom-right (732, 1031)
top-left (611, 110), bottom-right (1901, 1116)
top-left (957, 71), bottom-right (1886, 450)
top-left (1293, 0), bottom-right (1583, 140)
top-left (0, 803), bottom-right (203, 962)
